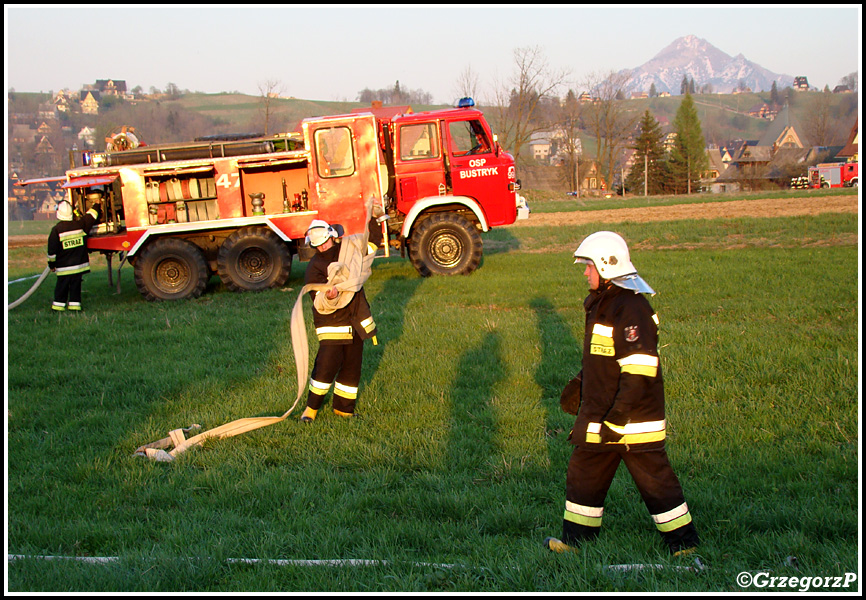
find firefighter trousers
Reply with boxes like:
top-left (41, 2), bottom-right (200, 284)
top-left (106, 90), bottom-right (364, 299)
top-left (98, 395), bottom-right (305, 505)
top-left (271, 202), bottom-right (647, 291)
top-left (53, 273), bottom-right (84, 310)
top-left (306, 335), bottom-right (365, 414)
top-left (562, 446), bottom-right (699, 553)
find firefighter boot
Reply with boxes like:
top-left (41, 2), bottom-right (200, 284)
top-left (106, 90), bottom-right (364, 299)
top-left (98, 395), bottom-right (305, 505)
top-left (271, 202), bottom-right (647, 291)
top-left (333, 409), bottom-right (361, 419)
top-left (300, 407), bottom-right (318, 423)
top-left (544, 537), bottom-right (579, 554)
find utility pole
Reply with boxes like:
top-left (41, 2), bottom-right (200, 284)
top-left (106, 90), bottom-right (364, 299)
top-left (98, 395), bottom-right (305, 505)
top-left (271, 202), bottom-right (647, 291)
top-left (575, 158), bottom-right (580, 199)
top-left (644, 154), bottom-right (648, 197)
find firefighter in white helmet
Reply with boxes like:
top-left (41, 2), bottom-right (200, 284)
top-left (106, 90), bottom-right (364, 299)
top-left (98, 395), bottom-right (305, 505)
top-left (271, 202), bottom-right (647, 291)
top-left (546, 231), bottom-right (699, 556)
top-left (299, 213), bottom-right (383, 423)
top-left (46, 195), bottom-right (102, 311)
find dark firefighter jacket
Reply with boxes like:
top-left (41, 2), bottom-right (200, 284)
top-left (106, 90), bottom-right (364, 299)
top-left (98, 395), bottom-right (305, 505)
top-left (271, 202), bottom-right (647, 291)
top-left (572, 282), bottom-right (666, 452)
top-left (304, 217), bottom-right (382, 345)
top-left (47, 207), bottom-right (101, 276)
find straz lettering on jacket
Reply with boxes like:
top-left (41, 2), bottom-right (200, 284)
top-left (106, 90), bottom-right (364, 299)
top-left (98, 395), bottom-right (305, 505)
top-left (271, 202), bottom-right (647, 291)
top-left (458, 158), bottom-right (499, 179)
top-left (59, 229), bottom-right (86, 251)
top-left (590, 323), bottom-right (615, 356)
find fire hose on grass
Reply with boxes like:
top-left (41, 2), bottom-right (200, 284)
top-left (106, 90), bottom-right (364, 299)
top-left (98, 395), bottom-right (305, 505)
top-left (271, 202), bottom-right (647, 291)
top-left (7, 267), bottom-right (51, 310)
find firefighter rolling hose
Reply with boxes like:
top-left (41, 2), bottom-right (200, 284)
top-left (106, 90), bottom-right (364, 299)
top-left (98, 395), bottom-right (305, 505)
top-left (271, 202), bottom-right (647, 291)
top-left (545, 231), bottom-right (700, 557)
top-left (135, 199), bottom-right (381, 461)
top-left (296, 203), bottom-right (386, 423)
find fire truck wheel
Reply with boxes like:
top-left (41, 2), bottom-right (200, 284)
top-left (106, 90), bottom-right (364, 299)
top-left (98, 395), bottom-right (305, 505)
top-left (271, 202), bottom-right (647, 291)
top-left (133, 238), bottom-right (209, 301)
top-left (408, 212), bottom-right (482, 277)
top-left (217, 227), bottom-right (292, 292)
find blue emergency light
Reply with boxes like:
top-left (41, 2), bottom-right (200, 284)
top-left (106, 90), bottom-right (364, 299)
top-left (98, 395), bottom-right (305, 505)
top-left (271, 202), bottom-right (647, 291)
top-left (456, 97), bottom-right (475, 108)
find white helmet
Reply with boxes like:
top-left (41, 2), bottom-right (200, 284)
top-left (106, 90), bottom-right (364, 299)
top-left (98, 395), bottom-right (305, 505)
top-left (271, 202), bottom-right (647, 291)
top-left (573, 231), bottom-right (655, 294)
top-left (305, 219), bottom-right (339, 247)
top-left (56, 201), bottom-right (73, 222)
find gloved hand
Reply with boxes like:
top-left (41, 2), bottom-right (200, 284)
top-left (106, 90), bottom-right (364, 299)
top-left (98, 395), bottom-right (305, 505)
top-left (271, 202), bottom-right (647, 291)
top-left (599, 422), bottom-right (624, 444)
top-left (559, 373), bottom-right (582, 415)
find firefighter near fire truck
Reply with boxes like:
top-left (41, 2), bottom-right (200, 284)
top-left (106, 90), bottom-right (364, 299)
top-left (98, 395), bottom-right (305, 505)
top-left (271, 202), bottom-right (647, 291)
top-left (298, 206), bottom-right (385, 423)
top-left (16, 98), bottom-right (528, 306)
top-left (545, 231), bottom-right (700, 557)
top-left (46, 194), bottom-right (103, 311)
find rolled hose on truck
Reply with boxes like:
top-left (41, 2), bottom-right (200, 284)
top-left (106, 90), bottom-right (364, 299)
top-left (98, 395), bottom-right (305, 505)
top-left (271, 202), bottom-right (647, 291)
top-left (7, 266), bottom-right (51, 310)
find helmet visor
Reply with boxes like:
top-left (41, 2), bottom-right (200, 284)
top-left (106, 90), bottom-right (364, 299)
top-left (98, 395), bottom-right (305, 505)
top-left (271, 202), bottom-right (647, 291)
top-left (611, 273), bottom-right (655, 295)
top-left (306, 226), bottom-right (331, 247)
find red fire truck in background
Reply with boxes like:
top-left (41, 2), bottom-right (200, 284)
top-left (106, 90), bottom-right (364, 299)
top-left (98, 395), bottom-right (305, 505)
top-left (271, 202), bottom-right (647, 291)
top-left (807, 162), bottom-right (858, 189)
top-left (19, 99), bottom-right (528, 301)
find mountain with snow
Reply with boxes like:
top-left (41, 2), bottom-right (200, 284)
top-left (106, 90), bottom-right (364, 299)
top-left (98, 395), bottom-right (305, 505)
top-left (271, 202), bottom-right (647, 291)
top-left (621, 35), bottom-right (794, 95)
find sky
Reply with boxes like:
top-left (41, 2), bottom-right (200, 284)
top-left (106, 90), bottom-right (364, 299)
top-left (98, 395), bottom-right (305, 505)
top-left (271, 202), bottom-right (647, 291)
top-left (4, 4), bottom-right (862, 104)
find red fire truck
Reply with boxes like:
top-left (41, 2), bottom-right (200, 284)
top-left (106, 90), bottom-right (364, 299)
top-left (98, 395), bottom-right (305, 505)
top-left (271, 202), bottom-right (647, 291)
top-left (20, 99), bottom-right (528, 301)
top-left (807, 162), bottom-right (858, 189)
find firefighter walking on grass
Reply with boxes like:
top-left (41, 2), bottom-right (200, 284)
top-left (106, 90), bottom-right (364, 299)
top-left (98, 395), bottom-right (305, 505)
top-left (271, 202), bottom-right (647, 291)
top-left (546, 231), bottom-right (699, 556)
top-left (46, 197), bottom-right (102, 312)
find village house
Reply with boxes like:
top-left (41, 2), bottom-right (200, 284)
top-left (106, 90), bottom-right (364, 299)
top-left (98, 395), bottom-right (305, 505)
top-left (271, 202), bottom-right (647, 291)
top-left (715, 106), bottom-right (816, 190)
top-left (80, 90), bottom-right (100, 115)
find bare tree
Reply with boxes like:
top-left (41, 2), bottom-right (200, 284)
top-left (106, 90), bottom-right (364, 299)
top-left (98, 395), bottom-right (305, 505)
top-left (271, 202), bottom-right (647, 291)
top-left (803, 88), bottom-right (833, 146)
top-left (557, 89), bottom-right (583, 192)
top-left (488, 46), bottom-right (569, 163)
top-left (582, 71), bottom-right (637, 191)
top-left (839, 72), bottom-right (858, 92)
top-left (257, 79), bottom-right (285, 135)
top-left (453, 64), bottom-right (481, 102)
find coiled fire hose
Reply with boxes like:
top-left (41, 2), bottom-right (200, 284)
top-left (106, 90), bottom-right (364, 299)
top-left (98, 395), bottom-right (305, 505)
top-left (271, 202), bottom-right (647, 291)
top-left (7, 267), bottom-right (51, 310)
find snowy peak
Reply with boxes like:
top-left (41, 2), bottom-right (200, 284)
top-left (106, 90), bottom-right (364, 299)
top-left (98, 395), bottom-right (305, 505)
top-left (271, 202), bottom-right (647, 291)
top-left (622, 35), bottom-right (793, 95)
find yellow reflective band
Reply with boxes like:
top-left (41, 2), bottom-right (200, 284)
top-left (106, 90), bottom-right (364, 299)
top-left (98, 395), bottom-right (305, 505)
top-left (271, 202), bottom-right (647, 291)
top-left (590, 324), bottom-right (614, 356)
top-left (653, 502), bottom-right (690, 525)
top-left (618, 354), bottom-right (659, 377)
top-left (316, 326), bottom-right (353, 341)
top-left (360, 316), bottom-right (376, 333)
top-left (586, 420), bottom-right (666, 444)
top-left (367, 242), bottom-right (378, 254)
top-left (565, 501), bottom-right (604, 518)
top-left (592, 324), bottom-right (614, 337)
top-left (309, 379), bottom-right (332, 394)
top-left (334, 382), bottom-right (358, 399)
top-left (655, 511), bottom-right (692, 533)
top-left (55, 263), bottom-right (90, 275)
top-left (586, 431), bottom-right (667, 444)
top-left (564, 510), bottom-right (602, 528)
top-left (58, 228), bottom-right (85, 239)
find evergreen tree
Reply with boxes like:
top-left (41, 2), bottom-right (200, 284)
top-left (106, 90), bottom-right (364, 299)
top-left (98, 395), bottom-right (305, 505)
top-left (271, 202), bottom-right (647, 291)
top-left (668, 92), bottom-right (708, 194)
top-left (770, 81), bottom-right (780, 107)
top-left (625, 110), bottom-right (668, 195)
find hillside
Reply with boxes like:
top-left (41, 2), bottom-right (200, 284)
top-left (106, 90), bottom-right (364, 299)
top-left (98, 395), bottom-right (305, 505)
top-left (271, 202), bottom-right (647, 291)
top-left (7, 89), bottom-right (856, 183)
top-left (165, 90), bottom-right (856, 148)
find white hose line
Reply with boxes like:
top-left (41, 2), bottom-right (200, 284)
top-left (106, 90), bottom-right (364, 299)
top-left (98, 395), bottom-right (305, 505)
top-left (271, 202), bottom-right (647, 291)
top-left (8, 554), bottom-right (461, 570)
top-left (7, 267), bottom-right (51, 310)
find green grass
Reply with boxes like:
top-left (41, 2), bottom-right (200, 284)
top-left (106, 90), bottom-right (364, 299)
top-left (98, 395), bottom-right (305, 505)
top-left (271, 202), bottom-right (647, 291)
top-left (521, 187), bottom-right (856, 214)
top-left (5, 211), bottom-right (859, 592)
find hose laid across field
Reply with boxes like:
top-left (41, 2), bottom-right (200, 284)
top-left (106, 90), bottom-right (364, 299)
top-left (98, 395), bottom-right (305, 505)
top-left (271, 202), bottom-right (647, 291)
top-left (7, 267), bottom-right (50, 310)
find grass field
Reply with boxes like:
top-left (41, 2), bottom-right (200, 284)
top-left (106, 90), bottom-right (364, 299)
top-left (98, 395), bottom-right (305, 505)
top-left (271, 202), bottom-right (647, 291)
top-left (5, 203), bottom-right (860, 592)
